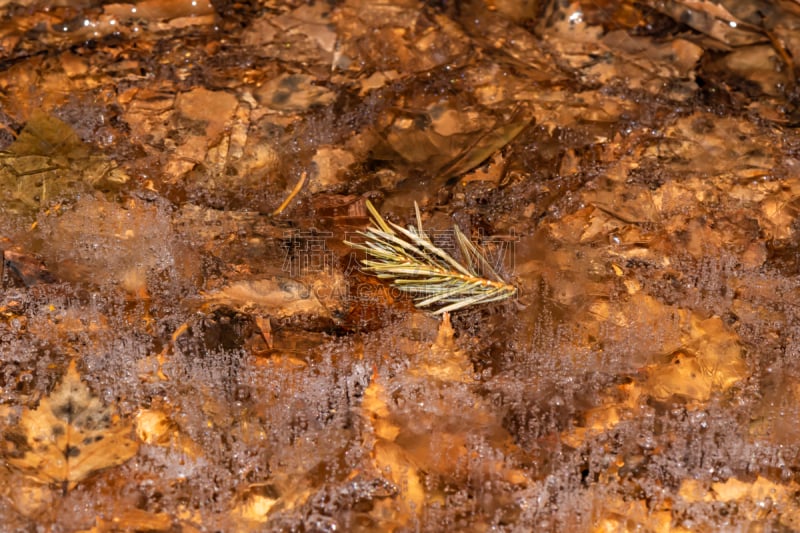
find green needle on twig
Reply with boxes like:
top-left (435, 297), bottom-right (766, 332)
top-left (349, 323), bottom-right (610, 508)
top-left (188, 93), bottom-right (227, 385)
top-left (345, 200), bottom-right (517, 314)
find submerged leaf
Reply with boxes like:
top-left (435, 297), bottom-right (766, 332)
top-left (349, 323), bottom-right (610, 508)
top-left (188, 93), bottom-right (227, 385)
top-left (0, 111), bottom-right (129, 215)
top-left (7, 111), bottom-right (89, 160)
top-left (2, 361), bottom-right (138, 490)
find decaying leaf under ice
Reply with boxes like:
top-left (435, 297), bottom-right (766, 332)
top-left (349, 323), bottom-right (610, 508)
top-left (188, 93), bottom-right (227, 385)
top-left (200, 272), bottom-right (348, 322)
top-left (2, 361), bottom-right (138, 490)
top-left (0, 111), bottom-right (129, 217)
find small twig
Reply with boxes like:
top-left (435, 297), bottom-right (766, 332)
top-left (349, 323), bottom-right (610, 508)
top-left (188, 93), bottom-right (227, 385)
top-left (272, 171), bottom-right (307, 216)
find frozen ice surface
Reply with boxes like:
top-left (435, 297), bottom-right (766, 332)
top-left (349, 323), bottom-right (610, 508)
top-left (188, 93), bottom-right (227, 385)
top-left (2, 0), bottom-right (800, 531)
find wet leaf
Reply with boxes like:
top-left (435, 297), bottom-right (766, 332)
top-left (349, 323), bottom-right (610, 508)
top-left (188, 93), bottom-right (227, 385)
top-left (2, 249), bottom-right (54, 286)
top-left (680, 476), bottom-right (800, 529)
top-left (384, 104), bottom-right (532, 181)
top-left (37, 196), bottom-right (173, 289)
top-left (409, 312), bottom-right (474, 382)
top-left (0, 112), bottom-right (129, 216)
top-left (591, 496), bottom-right (673, 533)
top-left (7, 111), bottom-right (89, 160)
top-left (361, 369), bottom-right (425, 519)
top-left (648, 0), bottom-right (766, 47)
top-left (201, 275), bottom-right (343, 320)
top-left (2, 361), bottom-right (138, 490)
top-left (78, 509), bottom-right (174, 533)
top-left (232, 490), bottom-right (278, 527)
top-left (256, 73), bottom-right (336, 112)
top-left (133, 408), bottom-right (204, 465)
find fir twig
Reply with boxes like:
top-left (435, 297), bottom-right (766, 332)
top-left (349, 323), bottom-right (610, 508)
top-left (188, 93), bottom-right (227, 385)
top-left (345, 200), bottom-right (517, 314)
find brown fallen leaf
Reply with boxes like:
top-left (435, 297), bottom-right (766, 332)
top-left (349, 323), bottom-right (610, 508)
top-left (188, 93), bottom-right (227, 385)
top-left (77, 508), bottom-right (174, 533)
top-left (358, 318), bottom-right (529, 525)
top-left (200, 275), bottom-right (344, 320)
top-left (409, 312), bottom-right (474, 383)
top-left (134, 408), bottom-right (204, 459)
top-left (0, 112), bottom-right (130, 216)
top-left (361, 367), bottom-right (425, 522)
top-left (590, 495), bottom-right (673, 533)
top-left (647, 0), bottom-right (766, 47)
top-left (2, 361), bottom-right (138, 491)
top-left (2, 249), bottom-right (54, 286)
top-left (680, 476), bottom-right (800, 530)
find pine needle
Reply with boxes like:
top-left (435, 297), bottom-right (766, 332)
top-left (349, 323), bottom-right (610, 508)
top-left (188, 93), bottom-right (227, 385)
top-left (345, 200), bottom-right (517, 314)
top-left (272, 171), bottom-right (307, 216)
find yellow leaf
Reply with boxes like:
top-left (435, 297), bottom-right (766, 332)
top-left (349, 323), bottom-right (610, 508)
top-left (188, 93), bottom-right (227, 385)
top-left (78, 509), bottom-right (173, 533)
top-left (679, 476), bottom-right (800, 529)
top-left (409, 312), bottom-right (474, 383)
top-left (362, 368), bottom-right (401, 442)
top-left (134, 409), bottom-right (173, 445)
top-left (3, 361), bottom-right (138, 490)
top-left (234, 493), bottom-right (278, 524)
top-left (648, 351), bottom-right (714, 402)
top-left (134, 408), bottom-right (204, 459)
top-left (361, 369), bottom-right (423, 520)
top-left (372, 440), bottom-right (425, 515)
top-left (7, 110), bottom-right (88, 160)
top-left (590, 496), bottom-right (672, 533)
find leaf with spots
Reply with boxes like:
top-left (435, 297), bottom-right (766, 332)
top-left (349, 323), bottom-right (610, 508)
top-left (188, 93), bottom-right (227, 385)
top-left (2, 361), bottom-right (138, 491)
